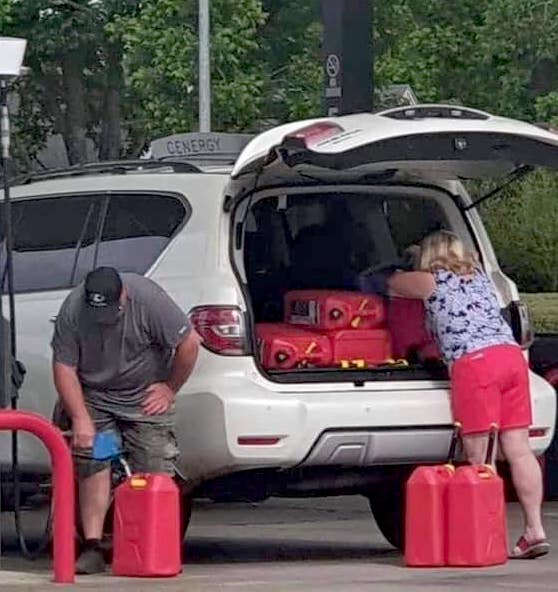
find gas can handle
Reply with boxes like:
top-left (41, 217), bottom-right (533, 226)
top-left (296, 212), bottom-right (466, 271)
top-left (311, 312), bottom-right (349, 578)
top-left (446, 422), bottom-right (461, 466)
top-left (485, 423), bottom-right (498, 467)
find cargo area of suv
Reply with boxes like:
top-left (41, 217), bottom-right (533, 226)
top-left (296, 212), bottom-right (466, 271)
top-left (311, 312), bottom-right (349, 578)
top-left (235, 184), bottom-right (478, 382)
top-left (227, 106), bottom-right (558, 384)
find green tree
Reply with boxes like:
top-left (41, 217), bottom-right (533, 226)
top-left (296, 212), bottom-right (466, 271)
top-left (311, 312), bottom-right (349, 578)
top-left (481, 171), bottom-right (558, 292)
top-left (2, 0), bottom-right (140, 166)
top-left (259, 0), bottom-right (322, 122)
top-left (115, 0), bottom-right (266, 142)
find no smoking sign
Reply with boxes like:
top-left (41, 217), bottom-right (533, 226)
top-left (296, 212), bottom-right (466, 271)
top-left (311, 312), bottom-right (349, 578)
top-left (325, 53), bottom-right (341, 78)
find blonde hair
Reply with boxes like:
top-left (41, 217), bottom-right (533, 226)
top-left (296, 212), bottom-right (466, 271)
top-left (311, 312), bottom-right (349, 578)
top-left (417, 230), bottom-right (478, 275)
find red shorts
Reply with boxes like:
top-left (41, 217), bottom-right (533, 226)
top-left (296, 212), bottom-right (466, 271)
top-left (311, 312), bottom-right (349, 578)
top-left (451, 344), bottom-right (532, 436)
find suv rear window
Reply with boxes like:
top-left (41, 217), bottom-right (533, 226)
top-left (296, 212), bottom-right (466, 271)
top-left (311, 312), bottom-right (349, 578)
top-left (243, 189), bottom-right (465, 323)
top-left (0, 192), bottom-right (188, 293)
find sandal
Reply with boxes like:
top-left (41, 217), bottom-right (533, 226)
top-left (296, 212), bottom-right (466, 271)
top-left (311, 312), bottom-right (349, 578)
top-left (510, 536), bottom-right (550, 559)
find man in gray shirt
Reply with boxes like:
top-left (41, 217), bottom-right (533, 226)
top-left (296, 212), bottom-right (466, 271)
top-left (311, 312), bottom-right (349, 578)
top-left (51, 266), bottom-right (199, 574)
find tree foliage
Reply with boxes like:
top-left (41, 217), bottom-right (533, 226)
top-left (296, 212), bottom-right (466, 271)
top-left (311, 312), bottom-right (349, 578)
top-left (114, 0), bottom-right (266, 141)
top-left (3, 0), bottom-right (558, 290)
top-left (481, 171), bottom-right (558, 293)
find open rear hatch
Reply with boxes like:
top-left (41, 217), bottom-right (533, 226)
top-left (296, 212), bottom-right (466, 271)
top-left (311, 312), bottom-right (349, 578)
top-left (228, 105), bottom-right (558, 383)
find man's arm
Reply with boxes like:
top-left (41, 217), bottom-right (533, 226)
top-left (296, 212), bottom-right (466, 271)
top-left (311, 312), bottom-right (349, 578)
top-left (142, 331), bottom-right (200, 416)
top-left (52, 361), bottom-right (96, 448)
top-left (167, 331), bottom-right (200, 393)
top-left (387, 271), bottom-right (437, 300)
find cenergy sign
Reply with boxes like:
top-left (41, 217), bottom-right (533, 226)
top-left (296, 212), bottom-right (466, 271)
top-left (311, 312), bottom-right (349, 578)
top-left (149, 132), bottom-right (253, 163)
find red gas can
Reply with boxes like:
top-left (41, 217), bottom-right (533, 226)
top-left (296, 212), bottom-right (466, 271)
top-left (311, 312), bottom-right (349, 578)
top-left (446, 429), bottom-right (508, 567)
top-left (256, 323), bottom-right (332, 370)
top-left (405, 465), bottom-right (454, 566)
top-left (405, 424), bottom-right (460, 567)
top-left (387, 298), bottom-right (441, 362)
top-left (285, 290), bottom-right (386, 331)
top-left (329, 328), bottom-right (392, 366)
top-left (112, 474), bottom-right (182, 577)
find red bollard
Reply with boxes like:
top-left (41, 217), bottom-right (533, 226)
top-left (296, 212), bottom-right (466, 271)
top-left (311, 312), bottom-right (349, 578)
top-left (0, 410), bottom-right (75, 583)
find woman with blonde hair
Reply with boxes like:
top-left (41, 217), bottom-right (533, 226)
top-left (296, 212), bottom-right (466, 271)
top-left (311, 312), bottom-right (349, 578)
top-left (386, 230), bottom-right (548, 559)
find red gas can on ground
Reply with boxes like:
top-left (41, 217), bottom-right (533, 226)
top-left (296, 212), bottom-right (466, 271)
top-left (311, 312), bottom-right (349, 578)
top-left (405, 465), bottom-right (454, 566)
top-left (285, 290), bottom-right (386, 331)
top-left (405, 425), bottom-right (460, 567)
top-left (112, 474), bottom-right (182, 577)
top-left (446, 465), bottom-right (508, 567)
top-left (256, 323), bottom-right (332, 369)
top-left (328, 328), bottom-right (392, 366)
top-left (446, 430), bottom-right (508, 570)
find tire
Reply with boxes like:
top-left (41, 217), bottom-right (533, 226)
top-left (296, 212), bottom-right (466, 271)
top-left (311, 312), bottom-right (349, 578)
top-left (367, 478), bottom-right (406, 551)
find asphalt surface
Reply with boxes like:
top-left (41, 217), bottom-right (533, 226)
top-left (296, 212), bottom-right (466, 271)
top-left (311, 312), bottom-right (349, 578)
top-left (0, 496), bottom-right (556, 591)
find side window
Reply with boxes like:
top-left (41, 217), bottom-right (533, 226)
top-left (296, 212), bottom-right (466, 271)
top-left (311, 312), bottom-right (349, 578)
top-left (0, 195), bottom-right (100, 293)
top-left (95, 193), bottom-right (187, 274)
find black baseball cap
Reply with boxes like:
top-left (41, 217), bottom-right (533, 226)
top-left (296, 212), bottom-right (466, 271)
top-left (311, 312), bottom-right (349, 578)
top-left (84, 267), bottom-right (123, 324)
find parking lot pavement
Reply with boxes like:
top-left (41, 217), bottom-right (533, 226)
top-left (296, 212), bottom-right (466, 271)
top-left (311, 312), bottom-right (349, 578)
top-left (1, 497), bottom-right (557, 591)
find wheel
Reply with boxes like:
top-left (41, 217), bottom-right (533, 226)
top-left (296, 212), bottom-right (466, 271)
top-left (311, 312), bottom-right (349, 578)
top-left (366, 477), bottom-right (406, 551)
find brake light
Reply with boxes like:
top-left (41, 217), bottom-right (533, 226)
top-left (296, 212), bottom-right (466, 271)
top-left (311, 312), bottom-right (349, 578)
top-left (188, 306), bottom-right (247, 355)
top-left (283, 121), bottom-right (344, 149)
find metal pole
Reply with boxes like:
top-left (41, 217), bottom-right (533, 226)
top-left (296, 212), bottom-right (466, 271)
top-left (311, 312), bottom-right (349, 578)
top-left (199, 0), bottom-right (211, 132)
top-left (0, 79), bottom-right (16, 365)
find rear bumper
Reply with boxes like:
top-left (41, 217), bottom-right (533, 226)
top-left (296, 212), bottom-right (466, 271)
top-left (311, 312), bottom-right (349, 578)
top-left (301, 427), bottom-right (453, 466)
top-left (174, 370), bottom-right (556, 482)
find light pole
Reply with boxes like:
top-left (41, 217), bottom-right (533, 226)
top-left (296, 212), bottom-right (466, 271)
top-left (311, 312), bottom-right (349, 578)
top-left (0, 37), bottom-right (27, 408)
top-left (0, 36), bottom-right (27, 562)
top-left (198, 0), bottom-right (211, 132)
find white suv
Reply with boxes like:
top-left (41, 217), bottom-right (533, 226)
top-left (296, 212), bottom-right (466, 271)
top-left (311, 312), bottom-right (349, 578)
top-left (2, 104), bottom-right (556, 548)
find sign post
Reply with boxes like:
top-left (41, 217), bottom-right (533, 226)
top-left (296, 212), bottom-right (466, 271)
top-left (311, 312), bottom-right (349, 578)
top-left (321, 0), bottom-right (373, 116)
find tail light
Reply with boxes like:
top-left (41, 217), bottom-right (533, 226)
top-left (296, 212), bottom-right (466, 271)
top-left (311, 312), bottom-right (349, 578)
top-left (283, 121), bottom-right (344, 149)
top-left (188, 306), bottom-right (248, 355)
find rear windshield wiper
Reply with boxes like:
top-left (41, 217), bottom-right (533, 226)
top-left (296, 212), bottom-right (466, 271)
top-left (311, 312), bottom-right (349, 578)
top-left (463, 165), bottom-right (533, 211)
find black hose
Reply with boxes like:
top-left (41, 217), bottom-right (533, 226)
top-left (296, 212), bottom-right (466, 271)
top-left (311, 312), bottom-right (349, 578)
top-left (0, 92), bottom-right (53, 559)
top-left (11, 428), bottom-right (54, 559)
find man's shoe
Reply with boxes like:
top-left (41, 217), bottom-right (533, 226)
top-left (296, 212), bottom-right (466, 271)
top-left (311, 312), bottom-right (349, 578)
top-left (76, 547), bottom-right (106, 575)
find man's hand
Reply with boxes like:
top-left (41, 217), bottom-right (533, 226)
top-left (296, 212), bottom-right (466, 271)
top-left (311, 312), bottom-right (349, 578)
top-left (72, 414), bottom-right (96, 449)
top-left (142, 382), bottom-right (175, 415)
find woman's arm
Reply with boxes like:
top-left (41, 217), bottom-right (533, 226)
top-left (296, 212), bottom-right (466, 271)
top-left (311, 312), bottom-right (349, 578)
top-left (387, 271), bottom-right (437, 299)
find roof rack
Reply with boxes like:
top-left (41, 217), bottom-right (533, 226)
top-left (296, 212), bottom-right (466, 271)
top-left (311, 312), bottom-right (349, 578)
top-left (10, 159), bottom-right (203, 187)
top-left (377, 104), bottom-right (490, 121)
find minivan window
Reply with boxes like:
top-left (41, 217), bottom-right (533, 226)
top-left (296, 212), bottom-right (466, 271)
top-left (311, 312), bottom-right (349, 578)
top-left (0, 195), bottom-right (101, 293)
top-left (0, 192), bottom-right (188, 293)
top-left (94, 193), bottom-right (187, 274)
top-left (383, 196), bottom-right (449, 258)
